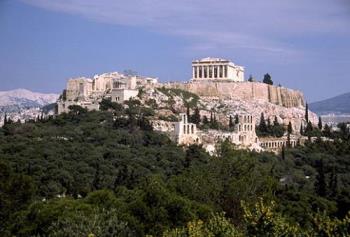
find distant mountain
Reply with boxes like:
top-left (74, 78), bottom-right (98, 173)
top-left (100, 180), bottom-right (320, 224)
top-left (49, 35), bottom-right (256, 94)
top-left (0, 89), bottom-right (59, 113)
top-left (310, 92), bottom-right (350, 115)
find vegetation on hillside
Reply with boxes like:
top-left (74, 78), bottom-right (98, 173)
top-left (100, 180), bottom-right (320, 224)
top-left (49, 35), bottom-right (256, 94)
top-left (0, 101), bottom-right (350, 236)
top-left (157, 87), bottom-right (200, 108)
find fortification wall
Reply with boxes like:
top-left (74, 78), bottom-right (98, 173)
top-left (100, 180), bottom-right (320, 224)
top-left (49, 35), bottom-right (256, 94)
top-left (162, 81), bottom-right (305, 108)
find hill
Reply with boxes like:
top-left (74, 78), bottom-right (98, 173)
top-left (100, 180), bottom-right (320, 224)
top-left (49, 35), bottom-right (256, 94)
top-left (310, 92), bottom-right (350, 115)
top-left (0, 103), bottom-right (350, 236)
top-left (0, 89), bottom-right (59, 126)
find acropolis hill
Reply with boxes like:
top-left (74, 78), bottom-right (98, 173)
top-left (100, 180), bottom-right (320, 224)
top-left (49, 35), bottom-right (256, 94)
top-left (57, 57), bottom-right (318, 152)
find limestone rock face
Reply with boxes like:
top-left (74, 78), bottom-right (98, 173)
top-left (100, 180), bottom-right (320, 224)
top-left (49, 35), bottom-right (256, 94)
top-left (151, 81), bottom-right (317, 133)
top-left (163, 81), bottom-right (305, 108)
top-left (201, 97), bottom-right (318, 133)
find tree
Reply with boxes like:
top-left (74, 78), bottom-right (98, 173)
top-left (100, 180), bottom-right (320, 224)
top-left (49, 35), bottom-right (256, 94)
top-left (68, 105), bottom-right (87, 115)
top-left (3, 113), bottom-right (7, 127)
top-left (305, 121), bottom-right (313, 135)
top-left (305, 103), bottom-right (309, 123)
top-left (229, 115), bottom-right (234, 129)
top-left (191, 107), bottom-right (201, 125)
top-left (186, 104), bottom-right (190, 122)
top-left (258, 113), bottom-right (267, 135)
top-left (318, 116), bottom-right (323, 130)
top-left (281, 145), bottom-right (285, 160)
top-left (288, 121), bottom-right (293, 134)
top-left (323, 124), bottom-right (331, 137)
top-left (248, 75), bottom-right (254, 82)
top-left (272, 117), bottom-right (285, 137)
top-left (235, 114), bottom-right (239, 124)
top-left (202, 116), bottom-right (209, 125)
top-left (328, 167), bottom-right (338, 198)
top-left (99, 98), bottom-right (123, 112)
top-left (300, 124), bottom-right (304, 135)
top-left (263, 73), bottom-right (273, 85)
top-left (315, 159), bottom-right (327, 197)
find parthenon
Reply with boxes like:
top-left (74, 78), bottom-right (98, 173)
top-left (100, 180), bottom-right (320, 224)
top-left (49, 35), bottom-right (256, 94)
top-left (192, 57), bottom-right (244, 82)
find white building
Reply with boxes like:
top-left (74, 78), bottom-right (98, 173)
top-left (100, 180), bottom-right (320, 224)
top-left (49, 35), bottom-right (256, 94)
top-left (174, 113), bottom-right (201, 145)
top-left (192, 57), bottom-right (244, 82)
top-left (110, 76), bottom-right (138, 102)
top-left (57, 72), bottom-right (156, 114)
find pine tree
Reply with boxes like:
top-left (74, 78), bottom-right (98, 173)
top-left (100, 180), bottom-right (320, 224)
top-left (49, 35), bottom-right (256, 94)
top-left (328, 167), bottom-right (338, 197)
top-left (248, 74), bottom-right (254, 82)
top-left (323, 124), bottom-right (331, 137)
top-left (229, 115), bottom-right (233, 128)
top-left (272, 116), bottom-right (284, 137)
top-left (315, 159), bottom-right (327, 197)
top-left (287, 133), bottom-right (291, 148)
top-left (202, 115), bottom-right (209, 125)
top-left (305, 103), bottom-right (309, 123)
top-left (186, 104), bottom-right (190, 122)
top-left (192, 107), bottom-right (201, 125)
top-left (300, 124), bottom-right (304, 135)
top-left (305, 121), bottom-right (313, 135)
top-left (235, 114), bottom-right (239, 124)
top-left (92, 162), bottom-right (101, 190)
top-left (288, 121), bottom-right (293, 134)
top-left (258, 113), bottom-right (267, 135)
top-left (263, 73), bottom-right (273, 85)
top-left (281, 145), bottom-right (285, 160)
top-left (318, 116), bottom-right (323, 130)
top-left (3, 113), bottom-right (7, 126)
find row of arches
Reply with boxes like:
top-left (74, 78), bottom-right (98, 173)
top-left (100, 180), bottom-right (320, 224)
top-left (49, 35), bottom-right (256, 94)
top-left (260, 140), bottom-right (298, 149)
top-left (238, 124), bottom-right (253, 132)
top-left (183, 124), bottom-right (195, 135)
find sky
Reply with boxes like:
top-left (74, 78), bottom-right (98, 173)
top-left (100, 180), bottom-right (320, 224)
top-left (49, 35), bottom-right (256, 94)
top-left (0, 0), bottom-right (350, 102)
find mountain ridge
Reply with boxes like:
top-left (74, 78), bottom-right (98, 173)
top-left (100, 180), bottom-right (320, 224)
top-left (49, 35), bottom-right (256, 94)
top-left (0, 88), bottom-right (58, 110)
top-left (309, 92), bottom-right (350, 115)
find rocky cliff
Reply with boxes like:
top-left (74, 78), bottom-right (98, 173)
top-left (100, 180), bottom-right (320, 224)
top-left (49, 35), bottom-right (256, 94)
top-left (162, 81), bottom-right (305, 108)
top-left (151, 81), bottom-right (317, 132)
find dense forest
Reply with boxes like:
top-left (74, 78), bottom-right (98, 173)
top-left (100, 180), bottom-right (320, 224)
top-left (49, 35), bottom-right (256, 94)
top-left (0, 100), bottom-right (350, 236)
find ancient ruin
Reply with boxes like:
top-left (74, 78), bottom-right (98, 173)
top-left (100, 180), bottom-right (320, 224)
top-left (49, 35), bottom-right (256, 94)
top-left (56, 57), bottom-right (320, 153)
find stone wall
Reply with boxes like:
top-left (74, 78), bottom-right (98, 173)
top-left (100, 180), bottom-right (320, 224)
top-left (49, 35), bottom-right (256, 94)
top-left (162, 81), bottom-right (305, 108)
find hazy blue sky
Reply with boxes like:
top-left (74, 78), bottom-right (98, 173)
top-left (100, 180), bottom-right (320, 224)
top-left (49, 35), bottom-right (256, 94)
top-left (0, 0), bottom-right (350, 102)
